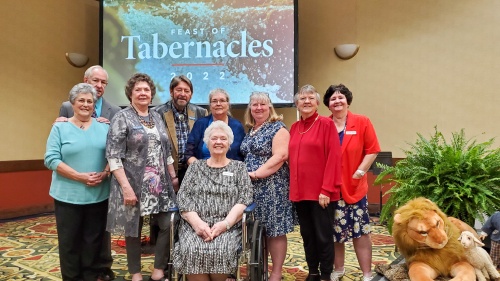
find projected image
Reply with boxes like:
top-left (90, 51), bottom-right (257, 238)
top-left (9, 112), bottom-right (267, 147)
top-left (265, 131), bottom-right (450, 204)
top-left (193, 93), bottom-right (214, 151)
top-left (102, 0), bottom-right (296, 106)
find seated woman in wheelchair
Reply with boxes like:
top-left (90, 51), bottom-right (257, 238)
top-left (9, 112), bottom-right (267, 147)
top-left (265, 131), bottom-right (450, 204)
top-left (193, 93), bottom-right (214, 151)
top-left (173, 121), bottom-right (253, 281)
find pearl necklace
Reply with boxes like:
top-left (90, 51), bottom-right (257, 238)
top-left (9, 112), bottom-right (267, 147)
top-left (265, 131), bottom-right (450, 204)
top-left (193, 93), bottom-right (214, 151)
top-left (299, 115), bottom-right (319, 134)
top-left (249, 122), bottom-right (267, 137)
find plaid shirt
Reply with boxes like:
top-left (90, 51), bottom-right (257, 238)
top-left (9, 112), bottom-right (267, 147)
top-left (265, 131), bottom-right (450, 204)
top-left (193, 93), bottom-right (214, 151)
top-left (172, 106), bottom-right (189, 163)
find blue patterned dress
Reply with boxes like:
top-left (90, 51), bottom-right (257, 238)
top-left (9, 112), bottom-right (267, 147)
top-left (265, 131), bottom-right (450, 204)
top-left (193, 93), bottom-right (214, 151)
top-left (240, 121), bottom-right (295, 237)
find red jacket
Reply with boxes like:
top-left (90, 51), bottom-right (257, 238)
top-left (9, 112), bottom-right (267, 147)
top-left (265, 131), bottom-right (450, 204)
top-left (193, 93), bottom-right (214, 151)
top-left (331, 111), bottom-right (380, 204)
top-left (289, 112), bottom-right (342, 202)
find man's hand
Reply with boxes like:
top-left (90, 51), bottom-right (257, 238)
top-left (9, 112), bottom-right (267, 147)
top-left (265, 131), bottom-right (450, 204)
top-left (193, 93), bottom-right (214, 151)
top-left (96, 117), bottom-right (111, 124)
top-left (479, 231), bottom-right (488, 240)
top-left (53, 117), bottom-right (68, 124)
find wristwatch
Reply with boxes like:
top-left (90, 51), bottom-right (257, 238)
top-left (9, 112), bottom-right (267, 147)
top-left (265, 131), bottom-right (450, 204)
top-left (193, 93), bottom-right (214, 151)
top-left (224, 220), bottom-right (230, 230)
top-left (356, 169), bottom-right (365, 176)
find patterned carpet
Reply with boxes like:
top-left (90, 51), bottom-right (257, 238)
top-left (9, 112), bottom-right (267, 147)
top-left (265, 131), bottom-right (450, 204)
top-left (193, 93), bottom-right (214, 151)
top-left (0, 214), bottom-right (398, 281)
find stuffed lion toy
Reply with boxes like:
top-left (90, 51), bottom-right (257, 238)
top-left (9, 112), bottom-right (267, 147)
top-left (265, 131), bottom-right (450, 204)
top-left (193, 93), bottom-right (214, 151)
top-left (393, 197), bottom-right (476, 281)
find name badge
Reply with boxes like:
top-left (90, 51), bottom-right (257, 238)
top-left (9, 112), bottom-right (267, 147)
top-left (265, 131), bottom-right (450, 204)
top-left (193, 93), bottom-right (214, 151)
top-left (345, 130), bottom-right (357, 135)
top-left (223, 171), bottom-right (234, 176)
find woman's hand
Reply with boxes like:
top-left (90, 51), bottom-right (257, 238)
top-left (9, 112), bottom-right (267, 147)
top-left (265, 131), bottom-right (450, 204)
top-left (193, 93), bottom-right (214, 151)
top-left (248, 171), bottom-right (257, 181)
top-left (121, 186), bottom-right (138, 206)
top-left (82, 172), bottom-right (103, 187)
top-left (318, 194), bottom-right (330, 209)
top-left (171, 177), bottom-right (179, 192)
top-left (210, 221), bottom-right (228, 239)
top-left (193, 221), bottom-right (213, 242)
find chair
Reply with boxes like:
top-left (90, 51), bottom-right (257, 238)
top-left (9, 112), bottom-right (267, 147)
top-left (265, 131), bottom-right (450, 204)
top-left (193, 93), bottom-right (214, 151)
top-left (166, 203), bottom-right (268, 281)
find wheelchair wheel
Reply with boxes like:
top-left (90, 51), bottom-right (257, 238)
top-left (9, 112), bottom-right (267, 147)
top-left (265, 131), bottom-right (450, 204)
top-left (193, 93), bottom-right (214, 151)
top-left (249, 220), bottom-right (268, 281)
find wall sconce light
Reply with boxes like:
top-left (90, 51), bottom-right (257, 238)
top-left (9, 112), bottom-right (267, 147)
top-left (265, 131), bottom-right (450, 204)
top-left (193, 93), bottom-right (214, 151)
top-left (65, 52), bottom-right (89, 68)
top-left (334, 44), bottom-right (359, 60)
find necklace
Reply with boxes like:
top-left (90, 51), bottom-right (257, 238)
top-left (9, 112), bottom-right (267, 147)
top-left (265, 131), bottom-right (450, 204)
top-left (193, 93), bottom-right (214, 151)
top-left (299, 115), bottom-right (319, 134)
top-left (72, 117), bottom-right (91, 130)
top-left (249, 122), bottom-right (267, 137)
top-left (132, 106), bottom-right (155, 129)
top-left (333, 115), bottom-right (347, 133)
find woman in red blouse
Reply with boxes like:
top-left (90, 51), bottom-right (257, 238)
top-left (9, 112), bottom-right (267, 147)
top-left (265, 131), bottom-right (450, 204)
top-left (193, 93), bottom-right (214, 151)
top-left (288, 84), bottom-right (342, 281)
top-left (324, 84), bottom-right (380, 281)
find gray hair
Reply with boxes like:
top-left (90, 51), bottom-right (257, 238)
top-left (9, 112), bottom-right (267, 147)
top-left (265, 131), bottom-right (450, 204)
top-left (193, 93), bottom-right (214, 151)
top-left (203, 120), bottom-right (234, 146)
top-left (208, 88), bottom-right (232, 116)
top-left (84, 65), bottom-right (108, 80)
top-left (69, 83), bottom-right (98, 104)
top-left (294, 84), bottom-right (321, 103)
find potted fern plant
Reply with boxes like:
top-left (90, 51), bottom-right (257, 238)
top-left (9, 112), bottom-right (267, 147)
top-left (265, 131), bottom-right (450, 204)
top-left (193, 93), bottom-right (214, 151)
top-left (375, 127), bottom-right (500, 230)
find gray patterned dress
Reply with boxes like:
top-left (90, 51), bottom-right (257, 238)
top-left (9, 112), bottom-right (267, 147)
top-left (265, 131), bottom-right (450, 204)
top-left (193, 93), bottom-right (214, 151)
top-left (173, 160), bottom-right (253, 274)
top-left (105, 107), bottom-right (177, 237)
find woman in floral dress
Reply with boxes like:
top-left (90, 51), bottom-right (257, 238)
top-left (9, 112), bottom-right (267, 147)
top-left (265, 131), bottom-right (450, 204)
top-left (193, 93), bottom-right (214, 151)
top-left (106, 73), bottom-right (178, 281)
top-left (240, 92), bottom-right (295, 281)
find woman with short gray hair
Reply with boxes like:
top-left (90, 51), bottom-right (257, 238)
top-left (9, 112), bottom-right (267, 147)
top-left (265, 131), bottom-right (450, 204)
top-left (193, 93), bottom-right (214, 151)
top-left (44, 82), bottom-right (111, 281)
top-left (185, 88), bottom-right (245, 164)
top-left (288, 84), bottom-right (342, 281)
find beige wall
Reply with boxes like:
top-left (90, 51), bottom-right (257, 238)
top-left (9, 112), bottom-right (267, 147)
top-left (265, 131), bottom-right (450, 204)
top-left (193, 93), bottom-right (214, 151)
top-left (2, 0), bottom-right (500, 161)
top-left (297, 0), bottom-right (500, 157)
top-left (0, 0), bottom-right (100, 161)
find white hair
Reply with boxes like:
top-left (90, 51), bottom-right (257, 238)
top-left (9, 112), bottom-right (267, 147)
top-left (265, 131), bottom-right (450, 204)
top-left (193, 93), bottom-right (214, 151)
top-left (203, 120), bottom-right (234, 145)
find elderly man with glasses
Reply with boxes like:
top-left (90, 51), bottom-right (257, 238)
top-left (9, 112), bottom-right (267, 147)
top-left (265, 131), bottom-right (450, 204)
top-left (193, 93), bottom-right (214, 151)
top-left (58, 65), bottom-right (121, 124)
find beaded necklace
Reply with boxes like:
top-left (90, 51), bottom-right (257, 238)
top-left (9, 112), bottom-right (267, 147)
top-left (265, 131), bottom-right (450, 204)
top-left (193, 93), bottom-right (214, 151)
top-left (132, 106), bottom-right (155, 129)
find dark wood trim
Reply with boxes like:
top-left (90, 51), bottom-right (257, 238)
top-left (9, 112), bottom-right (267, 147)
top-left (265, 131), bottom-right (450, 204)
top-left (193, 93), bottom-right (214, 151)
top-left (0, 160), bottom-right (47, 173)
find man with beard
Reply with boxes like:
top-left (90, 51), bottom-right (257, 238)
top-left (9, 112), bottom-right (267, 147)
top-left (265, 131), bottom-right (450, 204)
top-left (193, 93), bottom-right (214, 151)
top-left (154, 75), bottom-right (208, 186)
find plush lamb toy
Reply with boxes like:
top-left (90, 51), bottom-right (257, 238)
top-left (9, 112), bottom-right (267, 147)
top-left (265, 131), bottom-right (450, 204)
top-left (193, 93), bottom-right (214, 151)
top-left (458, 230), bottom-right (500, 281)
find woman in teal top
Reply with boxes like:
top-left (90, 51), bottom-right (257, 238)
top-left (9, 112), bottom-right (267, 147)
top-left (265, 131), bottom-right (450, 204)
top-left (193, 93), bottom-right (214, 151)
top-left (44, 83), bottom-right (111, 281)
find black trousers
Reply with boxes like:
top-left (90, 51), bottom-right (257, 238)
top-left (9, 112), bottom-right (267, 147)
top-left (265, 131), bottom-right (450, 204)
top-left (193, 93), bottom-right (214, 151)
top-left (95, 230), bottom-right (113, 273)
top-left (126, 212), bottom-right (172, 274)
top-left (54, 199), bottom-right (108, 281)
top-left (295, 200), bottom-right (336, 280)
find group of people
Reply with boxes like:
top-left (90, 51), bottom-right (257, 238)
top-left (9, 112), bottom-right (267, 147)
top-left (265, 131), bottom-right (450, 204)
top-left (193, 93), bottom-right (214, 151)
top-left (44, 65), bottom-right (380, 281)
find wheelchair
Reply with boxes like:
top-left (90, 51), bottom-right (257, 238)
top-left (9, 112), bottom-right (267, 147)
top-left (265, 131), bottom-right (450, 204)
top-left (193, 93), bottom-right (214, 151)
top-left (166, 203), bottom-right (268, 281)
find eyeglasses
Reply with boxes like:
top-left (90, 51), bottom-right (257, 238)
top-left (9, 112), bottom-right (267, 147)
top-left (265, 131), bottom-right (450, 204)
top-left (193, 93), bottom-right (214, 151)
top-left (89, 78), bottom-right (108, 87)
top-left (210, 99), bottom-right (228, 104)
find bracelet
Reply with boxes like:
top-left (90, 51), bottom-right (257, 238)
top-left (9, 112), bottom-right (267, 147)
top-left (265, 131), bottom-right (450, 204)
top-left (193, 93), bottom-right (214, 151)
top-left (224, 220), bottom-right (230, 230)
top-left (103, 169), bottom-right (111, 177)
top-left (356, 169), bottom-right (365, 176)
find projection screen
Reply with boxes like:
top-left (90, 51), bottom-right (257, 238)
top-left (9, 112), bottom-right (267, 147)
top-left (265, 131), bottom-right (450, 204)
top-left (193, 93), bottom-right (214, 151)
top-left (101, 0), bottom-right (298, 107)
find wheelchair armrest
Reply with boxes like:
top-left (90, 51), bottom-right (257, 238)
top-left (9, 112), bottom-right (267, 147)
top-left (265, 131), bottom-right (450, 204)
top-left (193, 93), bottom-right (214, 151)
top-left (244, 202), bottom-right (256, 214)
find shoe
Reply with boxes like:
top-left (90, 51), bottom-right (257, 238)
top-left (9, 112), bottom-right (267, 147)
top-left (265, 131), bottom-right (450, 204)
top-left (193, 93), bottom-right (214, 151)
top-left (98, 269), bottom-right (115, 281)
top-left (330, 269), bottom-right (345, 281)
top-left (306, 274), bottom-right (321, 281)
top-left (362, 276), bottom-right (373, 281)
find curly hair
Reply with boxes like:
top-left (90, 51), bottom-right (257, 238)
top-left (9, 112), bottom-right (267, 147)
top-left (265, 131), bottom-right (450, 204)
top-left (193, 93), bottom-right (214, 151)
top-left (124, 73), bottom-right (156, 102)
